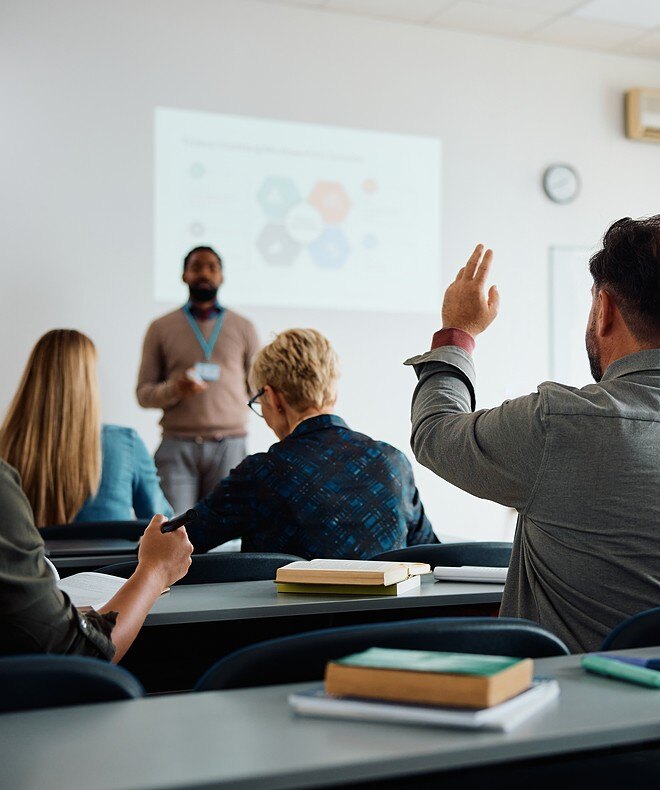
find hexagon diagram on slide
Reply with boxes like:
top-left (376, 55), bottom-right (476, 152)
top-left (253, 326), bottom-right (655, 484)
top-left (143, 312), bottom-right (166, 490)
top-left (257, 224), bottom-right (301, 266)
top-left (257, 177), bottom-right (301, 220)
top-left (309, 181), bottom-right (351, 224)
top-left (309, 227), bottom-right (350, 269)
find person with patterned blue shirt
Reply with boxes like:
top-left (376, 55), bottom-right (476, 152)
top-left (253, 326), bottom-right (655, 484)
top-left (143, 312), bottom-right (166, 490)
top-left (186, 328), bottom-right (436, 558)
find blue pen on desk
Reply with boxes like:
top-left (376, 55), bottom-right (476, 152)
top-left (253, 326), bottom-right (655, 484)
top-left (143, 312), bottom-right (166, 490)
top-left (160, 509), bottom-right (197, 533)
top-left (595, 653), bottom-right (660, 671)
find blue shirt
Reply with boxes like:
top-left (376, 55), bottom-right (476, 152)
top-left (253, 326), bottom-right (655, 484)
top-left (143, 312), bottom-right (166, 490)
top-left (187, 415), bottom-right (436, 558)
top-left (75, 425), bottom-right (173, 522)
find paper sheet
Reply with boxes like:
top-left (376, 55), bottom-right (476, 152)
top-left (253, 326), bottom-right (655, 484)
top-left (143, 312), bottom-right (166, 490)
top-left (57, 572), bottom-right (127, 609)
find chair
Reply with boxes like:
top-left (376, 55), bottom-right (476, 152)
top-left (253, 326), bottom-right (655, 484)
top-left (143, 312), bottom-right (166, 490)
top-left (371, 542), bottom-right (513, 567)
top-left (40, 520), bottom-right (150, 541)
top-left (194, 616), bottom-right (569, 691)
top-left (0, 655), bottom-right (144, 713)
top-left (97, 552), bottom-right (304, 584)
top-left (600, 607), bottom-right (660, 651)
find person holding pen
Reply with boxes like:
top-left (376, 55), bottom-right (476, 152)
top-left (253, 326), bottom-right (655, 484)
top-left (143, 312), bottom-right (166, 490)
top-left (183, 328), bottom-right (436, 559)
top-left (0, 459), bottom-right (193, 662)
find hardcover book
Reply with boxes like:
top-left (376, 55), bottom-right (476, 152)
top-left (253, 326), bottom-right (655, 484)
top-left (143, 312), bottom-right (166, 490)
top-left (276, 575), bottom-right (421, 596)
top-left (275, 559), bottom-right (431, 587)
top-left (324, 647), bottom-right (533, 709)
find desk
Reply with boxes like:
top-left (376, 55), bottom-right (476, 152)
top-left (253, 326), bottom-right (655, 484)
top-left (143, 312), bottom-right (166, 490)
top-left (45, 539), bottom-right (138, 576)
top-left (2, 650), bottom-right (660, 789)
top-left (125, 576), bottom-right (503, 692)
top-left (145, 574), bottom-right (504, 626)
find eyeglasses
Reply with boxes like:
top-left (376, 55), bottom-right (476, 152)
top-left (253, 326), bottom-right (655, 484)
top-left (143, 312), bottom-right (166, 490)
top-left (247, 387), bottom-right (265, 418)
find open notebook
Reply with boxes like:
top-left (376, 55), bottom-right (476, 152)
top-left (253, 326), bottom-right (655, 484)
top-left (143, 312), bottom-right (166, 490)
top-left (57, 572), bottom-right (170, 609)
top-left (57, 572), bottom-right (130, 609)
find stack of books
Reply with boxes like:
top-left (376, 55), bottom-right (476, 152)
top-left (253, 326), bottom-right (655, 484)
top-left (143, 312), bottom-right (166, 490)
top-left (275, 559), bottom-right (431, 596)
top-left (289, 647), bottom-right (560, 732)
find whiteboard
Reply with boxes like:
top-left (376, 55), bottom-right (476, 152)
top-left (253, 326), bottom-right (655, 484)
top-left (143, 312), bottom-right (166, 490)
top-left (548, 247), bottom-right (594, 387)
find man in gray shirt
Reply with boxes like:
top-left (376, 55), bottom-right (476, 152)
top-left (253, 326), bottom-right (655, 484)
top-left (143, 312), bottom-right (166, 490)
top-left (405, 216), bottom-right (660, 653)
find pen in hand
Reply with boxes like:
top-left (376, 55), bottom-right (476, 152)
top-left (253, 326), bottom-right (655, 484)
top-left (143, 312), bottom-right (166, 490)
top-left (160, 509), bottom-right (198, 533)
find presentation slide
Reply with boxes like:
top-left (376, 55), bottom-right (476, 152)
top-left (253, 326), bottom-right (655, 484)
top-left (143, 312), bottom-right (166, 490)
top-left (154, 107), bottom-right (441, 313)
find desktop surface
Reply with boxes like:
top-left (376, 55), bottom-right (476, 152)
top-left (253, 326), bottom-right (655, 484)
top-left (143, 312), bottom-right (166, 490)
top-left (144, 574), bottom-right (505, 626)
top-left (1, 650), bottom-right (660, 789)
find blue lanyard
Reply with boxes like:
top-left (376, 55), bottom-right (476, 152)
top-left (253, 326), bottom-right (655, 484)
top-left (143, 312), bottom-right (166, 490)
top-left (182, 305), bottom-right (225, 361)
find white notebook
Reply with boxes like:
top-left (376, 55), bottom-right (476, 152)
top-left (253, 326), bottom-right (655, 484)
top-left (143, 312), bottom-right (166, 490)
top-left (57, 572), bottom-right (128, 609)
top-left (289, 679), bottom-right (559, 732)
top-left (433, 565), bottom-right (507, 583)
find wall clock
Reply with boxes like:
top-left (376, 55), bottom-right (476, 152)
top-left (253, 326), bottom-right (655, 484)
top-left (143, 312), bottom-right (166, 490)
top-left (542, 164), bottom-right (580, 204)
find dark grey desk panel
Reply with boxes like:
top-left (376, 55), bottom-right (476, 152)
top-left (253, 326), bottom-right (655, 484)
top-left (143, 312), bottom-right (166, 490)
top-left (45, 539), bottom-right (138, 558)
top-left (2, 650), bottom-right (660, 790)
top-left (144, 574), bottom-right (504, 626)
top-left (50, 553), bottom-right (138, 570)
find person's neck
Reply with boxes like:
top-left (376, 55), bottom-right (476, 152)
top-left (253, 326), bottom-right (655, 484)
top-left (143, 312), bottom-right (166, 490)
top-left (288, 406), bottom-right (334, 434)
top-left (600, 334), bottom-right (655, 374)
top-left (192, 299), bottom-right (216, 310)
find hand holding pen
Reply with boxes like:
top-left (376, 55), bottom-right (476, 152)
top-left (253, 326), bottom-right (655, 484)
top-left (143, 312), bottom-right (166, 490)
top-left (160, 509), bottom-right (198, 533)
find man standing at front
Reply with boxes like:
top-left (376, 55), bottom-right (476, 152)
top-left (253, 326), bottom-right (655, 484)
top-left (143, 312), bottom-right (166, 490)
top-left (137, 246), bottom-right (260, 513)
top-left (405, 216), bottom-right (660, 653)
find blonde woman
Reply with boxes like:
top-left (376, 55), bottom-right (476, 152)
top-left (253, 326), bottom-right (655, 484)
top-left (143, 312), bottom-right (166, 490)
top-left (186, 328), bottom-right (437, 558)
top-left (1, 330), bottom-right (172, 526)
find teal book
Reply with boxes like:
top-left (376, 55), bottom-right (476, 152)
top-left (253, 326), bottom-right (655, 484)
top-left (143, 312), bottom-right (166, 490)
top-left (325, 648), bottom-right (533, 709)
top-left (334, 648), bottom-right (521, 675)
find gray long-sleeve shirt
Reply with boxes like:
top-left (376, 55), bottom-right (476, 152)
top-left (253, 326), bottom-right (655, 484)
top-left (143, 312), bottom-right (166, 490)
top-left (0, 460), bottom-right (116, 658)
top-left (405, 345), bottom-right (660, 653)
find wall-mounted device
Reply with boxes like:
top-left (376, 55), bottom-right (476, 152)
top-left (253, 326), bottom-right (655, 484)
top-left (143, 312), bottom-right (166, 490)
top-left (542, 164), bottom-right (580, 205)
top-left (625, 88), bottom-right (660, 144)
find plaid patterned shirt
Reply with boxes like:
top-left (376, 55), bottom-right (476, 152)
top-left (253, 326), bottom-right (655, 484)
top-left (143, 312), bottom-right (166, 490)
top-left (188, 415), bottom-right (436, 558)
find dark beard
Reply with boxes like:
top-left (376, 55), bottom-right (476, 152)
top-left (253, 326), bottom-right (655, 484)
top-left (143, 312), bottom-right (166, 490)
top-left (585, 316), bottom-right (602, 382)
top-left (189, 286), bottom-right (218, 303)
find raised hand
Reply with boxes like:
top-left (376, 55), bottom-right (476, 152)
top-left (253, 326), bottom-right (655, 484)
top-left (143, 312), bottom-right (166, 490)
top-left (441, 244), bottom-right (499, 337)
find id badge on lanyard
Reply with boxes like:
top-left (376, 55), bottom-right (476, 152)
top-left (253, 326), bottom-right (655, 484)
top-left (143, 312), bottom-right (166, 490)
top-left (183, 305), bottom-right (224, 382)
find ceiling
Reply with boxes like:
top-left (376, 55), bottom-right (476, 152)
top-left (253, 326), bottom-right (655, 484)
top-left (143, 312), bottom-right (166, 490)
top-left (256, 0), bottom-right (660, 60)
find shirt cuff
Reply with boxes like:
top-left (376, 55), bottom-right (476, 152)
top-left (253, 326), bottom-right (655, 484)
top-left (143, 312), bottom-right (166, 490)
top-left (431, 328), bottom-right (476, 355)
top-left (73, 606), bottom-right (117, 661)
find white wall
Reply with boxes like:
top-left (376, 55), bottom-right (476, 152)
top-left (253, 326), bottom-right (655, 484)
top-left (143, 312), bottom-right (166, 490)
top-left (1, 0), bottom-right (659, 540)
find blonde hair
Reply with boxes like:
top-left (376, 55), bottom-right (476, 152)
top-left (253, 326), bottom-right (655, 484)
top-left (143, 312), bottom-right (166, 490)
top-left (250, 328), bottom-right (339, 411)
top-left (0, 330), bottom-right (101, 526)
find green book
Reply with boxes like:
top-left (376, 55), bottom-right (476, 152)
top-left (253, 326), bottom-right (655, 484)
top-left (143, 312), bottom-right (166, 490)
top-left (325, 647), bottom-right (533, 709)
top-left (582, 654), bottom-right (660, 688)
top-left (276, 576), bottom-right (420, 596)
top-left (334, 647), bottom-right (520, 676)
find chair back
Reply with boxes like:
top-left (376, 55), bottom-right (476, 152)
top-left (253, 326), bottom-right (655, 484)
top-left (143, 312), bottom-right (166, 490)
top-left (40, 520), bottom-right (149, 541)
top-left (0, 655), bottom-right (144, 713)
top-left (600, 606), bottom-right (660, 651)
top-left (195, 616), bottom-right (569, 691)
top-left (371, 542), bottom-right (512, 567)
top-left (97, 552), bottom-right (304, 583)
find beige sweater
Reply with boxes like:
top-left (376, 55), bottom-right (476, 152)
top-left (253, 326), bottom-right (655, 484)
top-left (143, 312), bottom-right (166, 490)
top-left (137, 307), bottom-right (260, 438)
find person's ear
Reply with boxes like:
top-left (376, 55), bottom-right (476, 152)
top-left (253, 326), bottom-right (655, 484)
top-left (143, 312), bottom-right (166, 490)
top-left (218, 268), bottom-right (224, 287)
top-left (598, 289), bottom-right (617, 337)
top-left (264, 385), bottom-right (285, 414)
